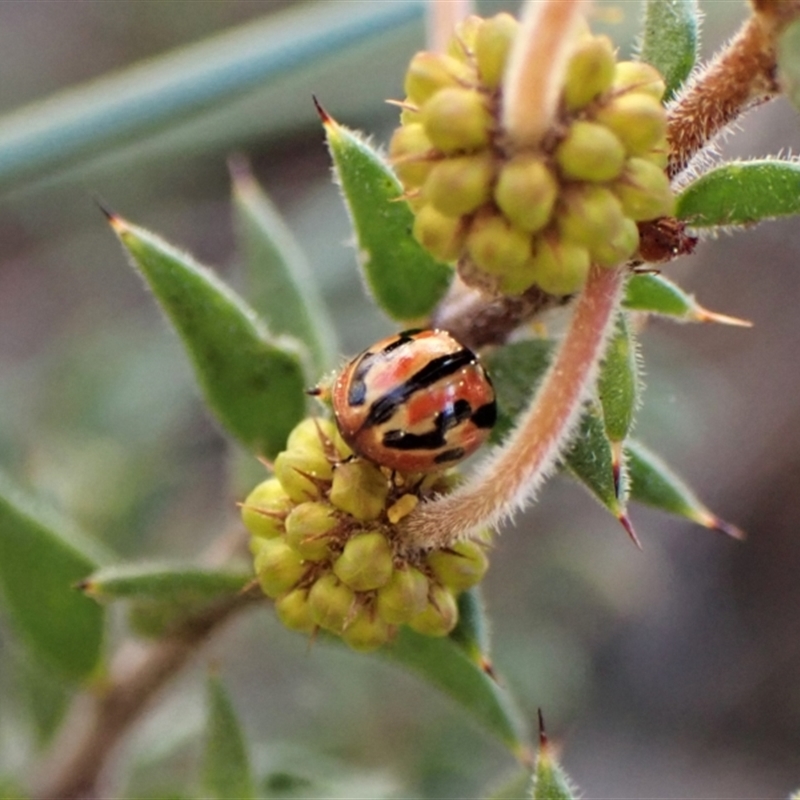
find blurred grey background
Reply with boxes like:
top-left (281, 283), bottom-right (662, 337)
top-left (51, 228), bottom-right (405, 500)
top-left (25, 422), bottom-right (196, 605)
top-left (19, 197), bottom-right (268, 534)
top-left (0, 1), bottom-right (798, 797)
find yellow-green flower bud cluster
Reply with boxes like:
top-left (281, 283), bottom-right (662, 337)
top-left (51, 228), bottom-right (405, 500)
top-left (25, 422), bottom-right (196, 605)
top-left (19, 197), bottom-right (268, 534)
top-left (390, 14), bottom-right (675, 297)
top-left (242, 417), bottom-right (490, 651)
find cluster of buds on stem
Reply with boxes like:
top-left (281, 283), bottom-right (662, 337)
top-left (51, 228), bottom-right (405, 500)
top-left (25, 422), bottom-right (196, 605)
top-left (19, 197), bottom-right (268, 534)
top-left (390, 13), bottom-right (674, 296)
top-left (241, 418), bottom-right (489, 650)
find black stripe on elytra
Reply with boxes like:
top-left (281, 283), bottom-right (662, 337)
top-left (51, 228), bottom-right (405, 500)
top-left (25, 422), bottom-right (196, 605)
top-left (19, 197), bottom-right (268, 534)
top-left (364, 348), bottom-right (476, 428)
top-left (433, 447), bottom-right (466, 464)
top-left (345, 331), bottom-right (423, 408)
top-left (381, 399), bottom-right (473, 451)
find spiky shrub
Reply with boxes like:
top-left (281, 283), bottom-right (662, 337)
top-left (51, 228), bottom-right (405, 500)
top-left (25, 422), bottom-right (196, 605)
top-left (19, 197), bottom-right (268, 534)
top-left (1, 1), bottom-right (800, 798)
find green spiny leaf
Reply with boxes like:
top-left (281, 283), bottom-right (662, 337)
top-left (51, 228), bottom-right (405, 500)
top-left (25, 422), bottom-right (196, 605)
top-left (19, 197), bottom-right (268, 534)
top-left (108, 213), bottom-right (307, 458)
top-left (231, 159), bottom-right (339, 373)
top-left (382, 627), bottom-right (530, 758)
top-left (778, 20), bottom-right (800, 114)
top-left (320, 106), bottom-right (452, 321)
top-left (598, 313), bottom-right (639, 444)
top-left (450, 588), bottom-right (492, 669)
top-left (626, 439), bottom-right (744, 539)
top-left (624, 273), bottom-right (752, 327)
top-left (676, 160), bottom-right (800, 227)
top-left (639, 0), bottom-right (699, 102)
top-left (532, 727), bottom-right (577, 800)
top-left (0, 473), bottom-right (106, 681)
top-left (484, 340), bottom-right (556, 442)
top-left (203, 674), bottom-right (255, 800)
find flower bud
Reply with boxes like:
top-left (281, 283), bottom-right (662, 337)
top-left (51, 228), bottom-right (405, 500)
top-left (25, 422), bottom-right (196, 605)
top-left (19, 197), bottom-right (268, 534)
top-left (412, 204), bottom-right (465, 262)
top-left (376, 565), bottom-right (429, 624)
top-left (589, 217), bottom-right (640, 267)
top-left (595, 92), bottom-right (667, 156)
top-left (613, 61), bottom-right (666, 100)
top-left (557, 185), bottom-right (626, 249)
top-left (333, 531), bottom-right (394, 591)
top-left (474, 13), bottom-right (519, 89)
top-left (555, 121), bottom-right (626, 182)
top-left (241, 478), bottom-right (291, 539)
top-left (408, 583), bottom-right (459, 637)
top-left (308, 573), bottom-right (355, 634)
top-left (274, 449), bottom-right (332, 503)
top-left (426, 540), bottom-right (489, 592)
top-left (528, 235), bottom-right (591, 297)
top-left (447, 15), bottom-right (484, 63)
top-left (286, 417), bottom-right (338, 456)
top-left (329, 460), bottom-right (390, 520)
top-left (563, 35), bottom-right (616, 110)
top-left (389, 124), bottom-right (437, 189)
top-left (404, 52), bottom-right (473, 106)
top-left (275, 588), bottom-right (315, 633)
top-left (612, 158), bottom-right (675, 221)
top-left (254, 538), bottom-right (307, 598)
top-left (494, 156), bottom-right (558, 233)
top-left (466, 213), bottom-right (531, 275)
top-left (284, 501), bottom-right (338, 561)
top-left (341, 606), bottom-right (392, 651)
top-left (422, 152), bottom-right (494, 217)
top-left (422, 87), bottom-right (492, 154)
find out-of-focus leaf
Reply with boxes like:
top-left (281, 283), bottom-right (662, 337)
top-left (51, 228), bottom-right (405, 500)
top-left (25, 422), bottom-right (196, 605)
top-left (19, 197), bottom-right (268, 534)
top-left (109, 213), bottom-right (307, 458)
top-left (0, 1), bottom-right (426, 194)
top-left (676, 160), bottom-right (800, 227)
top-left (639, 0), bottom-right (699, 101)
top-left (624, 273), bottom-right (753, 327)
top-left (15, 657), bottom-right (70, 746)
top-left (779, 20), bottom-right (800, 114)
top-left (203, 674), bottom-right (255, 800)
top-left (598, 314), bottom-right (639, 445)
top-left (382, 628), bottom-right (529, 759)
top-left (0, 473), bottom-right (106, 682)
top-left (486, 769), bottom-right (533, 800)
top-left (0, 778), bottom-right (29, 800)
top-left (626, 439), bottom-right (744, 539)
top-left (484, 340), bottom-right (555, 442)
top-left (231, 159), bottom-right (339, 373)
top-left (321, 108), bottom-right (453, 321)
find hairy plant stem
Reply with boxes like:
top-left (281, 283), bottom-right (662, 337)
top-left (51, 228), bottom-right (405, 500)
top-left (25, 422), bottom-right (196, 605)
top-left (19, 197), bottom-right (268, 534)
top-left (35, 586), bottom-right (263, 800)
top-left (401, 265), bottom-right (626, 550)
top-left (428, 0), bottom-right (474, 54)
top-left (667, 0), bottom-right (800, 178)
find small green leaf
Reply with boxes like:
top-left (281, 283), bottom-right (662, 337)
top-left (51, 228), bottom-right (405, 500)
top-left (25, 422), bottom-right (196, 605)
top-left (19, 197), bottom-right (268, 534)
top-left (321, 107), bottom-right (452, 320)
top-left (639, 0), bottom-right (699, 102)
top-left (0, 473), bottom-right (106, 681)
top-left (203, 674), bottom-right (255, 800)
top-left (778, 20), bottom-right (800, 114)
top-left (676, 160), bottom-right (800, 227)
top-left (450, 588), bottom-right (492, 669)
top-left (532, 735), bottom-right (577, 800)
top-left (81, 562), bottom-right (252, 638)
top-left (80, 562), bottom-right (251, 602)
top-left (626, 439), bottom-right (744, 538)
top-left (382, 628), bottom-right (529, 758)
top-left (624, 273), bottom-right (753, 327)
top-left (231, 159), bottom-right (339, 373)
top-left (109, 213), bottom-right (307, 458)
top-left (598, 313), bottom-right (640, 444)
top-left (484, 340), bottom-right (556, 442)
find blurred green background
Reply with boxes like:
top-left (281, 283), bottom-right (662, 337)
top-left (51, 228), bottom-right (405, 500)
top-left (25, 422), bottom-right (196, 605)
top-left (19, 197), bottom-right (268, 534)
top-left (0, 1), bottom-right (798, 797)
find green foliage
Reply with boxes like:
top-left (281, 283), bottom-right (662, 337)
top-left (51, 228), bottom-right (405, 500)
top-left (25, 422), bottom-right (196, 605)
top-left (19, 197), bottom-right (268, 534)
top-left (676, 160), bottom-right (800, 227)
top-left (598, 313), bottom-right (639, 445)
top-left (0, 474), bottom-right (106, 682)
top-left (639, 0), bottom-right (699, 101)
top-left (203, 675), bottom-right (255, 800)
top-left (322, 109), bottom-right (453, 321)
top-left (110, 214), bottom-right (308, 458)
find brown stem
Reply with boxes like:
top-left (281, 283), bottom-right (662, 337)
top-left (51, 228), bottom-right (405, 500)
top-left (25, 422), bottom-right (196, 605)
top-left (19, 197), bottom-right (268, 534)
top-left (401, 265), bottom-right (626, 550)
top-left (667, 1), bottom-right (800, 179)
top-left (35, 587), bottom-right (263, 800)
